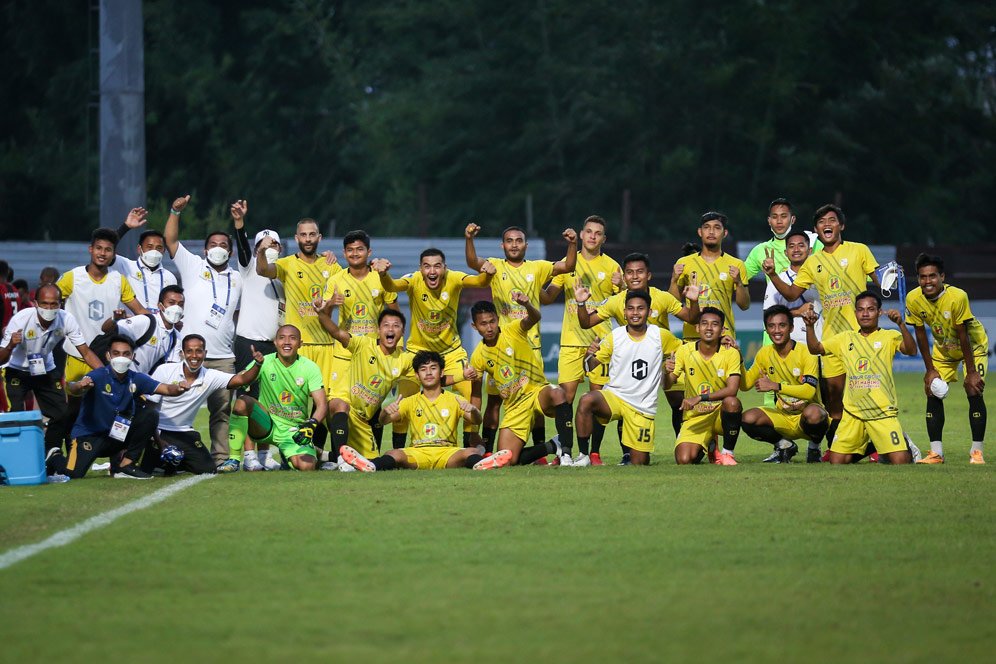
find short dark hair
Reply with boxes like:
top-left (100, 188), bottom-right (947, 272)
top-left (91, 228), bottom-right (120, 247)
top-left (12, 279), bottom-right (27, 291)
top-left (420, 248), bottom-right (445, 263)
top-left (107, 334), bottom-right (135, 351)
top-left (182, 334), bottom-right (207, 351)
top-left (502, 226), bottom-right (527, 240)
top-left (583, 215), bottom-right (606, 231)
top-left (784, 229), bottom-right (811, 246)
top-left (0, 260), bottom-right (8, 280)
top-left (763, 304), bottom-right (793, 326)
top-left (915, 253), bottom-right (944, 274)
top-left (204, 231), bottom-right (233, 249)
top-left (768, 198), bottom-right (793, 214)
top-left (378, 309), bottom-right (406, 328)
top-left (412, 350), bottom-right (445, 372)
top-left (625, 289), bottom-right (651, 308)
top-left (471, 300), bottom-right (498, 320)
top-left (622, 253), bottom-right (650, 271)
top-left (138, 230), bottom-right (166, 246)
top-left (35, 283), bottom-right (61, 301)
top-left (855, 290), bottom-right (882, 308)
top-left (681, 242), bottom-right (700, 257)
top-left (297, 218), bottom-right (320, 231)
top-left (40, 266), bottom-right (59, 280)
top-left (343, 230), bottom-right (370, 249)
top-left (699, 306), bottom-right (726, 327)
top-left (700, 211), bottom-right (728, 228)
top-left (158, 284), bottom-right (184, 303)
top-left (813, 204), bottom-right (845, 225)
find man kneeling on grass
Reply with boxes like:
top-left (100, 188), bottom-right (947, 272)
top-left (340, 351), bottom-right (511, 471)
top-left (229, 325), bottom-right (327, 471)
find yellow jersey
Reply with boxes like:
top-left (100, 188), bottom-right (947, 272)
top-left (673, 342), bottom-right (742, 417)
top-left (275, 254), bottom-right (341, 344)
top-left (470, 321), bottom-right (547, 411)
top-left (823, 329), bottom-right (902, 420)
top-left (674, 252), bottom-right (748, 339)
top-left (487, 258), bottom-right (555, 348)
top-left (597, 286), bottom-right (682, 331)
top-left (743, 342), bottom-right (820, 413)
top-left (337, 335), bottom-right (412, 420)
top-left (394, 269), bottom-right (483, 353)
top-left (905, 285), bottom-right (988, 361)
top-left (793, 241), bottom-right (877, 338)
top-left (551, 252), bottom-right (620, 347)
top-left (398, 390), bottom-right (465, 448)
top-left (323, 269), bottom-right (398, 357)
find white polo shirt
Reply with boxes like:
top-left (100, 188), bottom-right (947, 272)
top-left (151, 362), bottom-right (234, 432)
top-left (763, 267), bottom-right (823, 343)
top-left (116, 313), bottom-right (182, 374)
top-left (236, 256), bottom-right (284, 342)
top-left (113, 256), bottom-right (178, 312)
top-left (1, 308), bottom-right (85, 373)
top-left (172, 243), bottom-right (242, 359)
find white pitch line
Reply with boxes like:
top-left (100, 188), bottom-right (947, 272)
top-left (0, 473), bottom-right (212, 571)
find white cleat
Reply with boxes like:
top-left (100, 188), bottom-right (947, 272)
top-left (243, 457), bottom-right (265, 472)
top-left (573, 453), bottom-right (591, 467)
top-left (904, 433), bottom-right (922, 462)
top-left (91, 461), bottom-right (111, 472)
top-left (337, 458), bottom-right (357, 472)
top-left (558, 453), bottom-right (574, 467)
top-left (263, 455), bottom-right (284, 471)
top-left (319, 461), bottom-right (339, 471)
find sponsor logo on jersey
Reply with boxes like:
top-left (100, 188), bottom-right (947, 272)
top-left (856, 357), bottom-right (870, 373)
top-left (369, 374), bottom-right (383, 389)
top-left (423, 423), bottom-right (438, 439)
top-left (631, 358), bottom-right (649, 380)
top-left (829, 276), bottom-right (840, 290)
top-left (500, 365), bottom-right (513, 380)
top-left (310, 285), bottom-right (322, 300)
top-left (279, 390), bottom-right (294, 404)
top-left (88, 300), bottom-right (104, 320)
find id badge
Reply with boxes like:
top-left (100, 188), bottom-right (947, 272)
top-left (277, 301), bottom-right (286, 325)
top-left (27, 353), bottom-right (46, 376)
top-left (109, 415), bottom-right (132, 442)
top-left (205, 303), bottom-right (227, 330)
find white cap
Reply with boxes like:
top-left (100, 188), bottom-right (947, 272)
top-left (254, 229), bottom-right (280, 247)
top-left (929, 377), bottom-right (949, 399)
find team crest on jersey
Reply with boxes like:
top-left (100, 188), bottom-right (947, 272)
top-left (295, 377), bottom-right (305, 386)
top-left (391, 368), bottom-right (400, 376)
top-left (354, 303), bottom-right (367, 317)
top-left (440, 409), bottom-right (449, 417)
top-left (279, 390), bottom-right (294, 404)
top-left (526, 274), bottom-right (534, 282)
top-left (421, 294), bottom-right (428, 302)
top-left (104, 383), bottom-right (112, 393)
top-left (135, 271), bottom-right (143, 279)
top-left (83, 442), bottom-right (92, 451)
top-left (840, 258), bottom-right (849, 267)
top-left (499, 365), bottom-right (513, 380)
top-left (792, 368), bottom-right (801, 376)
top-left (441, 292), bottom-right (449, 301)
top-left (717, 369), bottom-right (725, 377)
top-left (769, 366), bottom-right (776, 375)
top-left (368, 375), bottom-right (383, 389)
top-left (149, 336), bottom-right (157, 346)
top-left (368, 356), bottom-right (376, 364)
top-left (873, 341), bottom-right (881, 349)
top-left (856, 357), bottom-right (870, 373)
top-left (310, 285), bottom-right (322, 300)
top-left (322, 270), bottom-right (329, 278)
top-left (719, 272), bottom-right (728, 281)
top-left (26, 329), bottom-right (36, 340)
top-left (505, 347), bottom-right (513, 356)
top-left (372, 289), bottom-right (380, 297)
top-left (689, 367), bottom-right (695, 376)
top-left (423, 423), bottom-right (438, 438)
top-left (942, 310), bottom-right (951, 319)
top-left (428, 310), bottom-right (441, 322)
top-left (829, 276), bottom-right (840, 290)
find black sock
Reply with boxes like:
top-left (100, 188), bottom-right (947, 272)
top-left (531, 424), bottom-right (545, 445)
top-left (577, 435), bottom-right (590, 455)
top-left (825, 418), bottom-right (840, 447)
top-left (554, 402), bottom-right (573, 454)
top-left (481, 427), bottom-right (497, 454)
top-left (801, 417), bottom-right (830, 445)
top-left (392, 431), bottom-right (407, 449)
top-left (720, 410), bottom-right (742, 452)
top-left (518, 440), bottom-right (556, 465)
top-left (617, 420), bottom-right (631, 455)
top-left (463, 431), bottom-right (478, 448)
top-left (312, 422), bottom-right (328, 450)
top-left (464, 454), bottom-right (484, 468)
top-left (741, 421), bottom-right (781, 445)
top-left (371, 411), bottom-right (384, 453)
top-left (968, 395), bottom-right (987, 442)
top-left (925, 396), bottom-right (945, 442)
top-left (372, 455), bottom-right (397, 471)
top-left (591, 419), bottom-right (605, 454)
top-left (671, 406), bottom-right (683, 437)
top-left (329, 412), bottom-right (349, 459)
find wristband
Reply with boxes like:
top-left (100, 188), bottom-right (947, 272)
top-left (170, 208), bottom-right (182, 216)
top-left (701, 392), bottom-right (710, 402)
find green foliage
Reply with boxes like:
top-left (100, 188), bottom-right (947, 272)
top-left (2, 0), bottom-right (994, 242)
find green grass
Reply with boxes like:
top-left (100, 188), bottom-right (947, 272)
top-left (1, 374), bottom-right (992, 662)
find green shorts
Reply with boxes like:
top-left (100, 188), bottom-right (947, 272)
top-left (250, 403), bottom-right (317, 461)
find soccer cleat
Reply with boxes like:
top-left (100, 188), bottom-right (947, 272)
top-left (533, 457), bottom-right (549, 465)
top-left (820, 450), bottom-right (831, 462)
top-left (590, 452), bottom-right (604, 466)
top-left (780, 441), bottom-right (799, 462)
top-left (904, 434), bottom-right (922, 462)
top-left (917, 451), bottom-right (944, 465)
top-left (337, 459), bottom-right (357, 472)
top-left (216, 459), bottom-right (240, 473)
top-left (113, 465), bottom-right (153, 480)
top-left (340, 445), bottom-right (376, 472)
top-left (263, 455), bottom-right (284, 471)
top-left (762, 449), bottom-right (782, 463)
top-left (807, 447), bottom-right (822, 463)
top-left (558, 453), bottom-right (574, 467)
top-left (970, 450), bottom-right (985, 465)
top-left (473, 449), bottom-right (512, 470)
top-left (550, 456), bottom-right (561, 466)
top-left (319, 461), bottom-right (339, 471)
top-left (243, 457), bottom-right (265, 472)
top-left (618, 453), bottom-right (631, 466)
top-left (573, 453), bottom-right (591, 467)
top-left (715, 451), bottom-right (738, 466)
top-left (91, 461), bottom-right (111, 472)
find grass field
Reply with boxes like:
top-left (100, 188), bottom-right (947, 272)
top-left (1, 373), bottom-right (992, 662)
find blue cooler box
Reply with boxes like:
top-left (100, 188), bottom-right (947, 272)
top-left (0, 410), bottom-right (46, 486)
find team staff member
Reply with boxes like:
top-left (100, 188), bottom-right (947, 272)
top-left (113, 209), bottom-right (178, 312)
top-left (762, 230), bottom-right (823, 343)
top-left (464, 223), bottom-right (577, 453)
top-left (905, 254), bottom-right (988, 464)
top-left (164, 194), bottom-right (244, 466)
top-left (804, 292), bottom-right (917, 464)
top-left (374, 248), bottom-right (495, 447)
top-left (148, 335), bottom-right (264, 474)
top-left (0, 284), bottom-right (103, 454)
top-left (100, 285), bottom-right (185, 374)
top-left (46, 336), bottom-right (190, 480)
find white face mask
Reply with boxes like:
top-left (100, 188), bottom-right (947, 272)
top-left (141, 249), bottom-right (164, 269)
top-left (109, 356), bottom-right (132, 374)
top-left (36, 307), bottom-right (58, 322)
top-left (206, 247), bottom-right (230, 266)
top-left (264, 248), bottom-right (280, 263)
top-left (161, 304), bottom-right (184, 324)
top-left (772, 225), bottom-right (793, 240)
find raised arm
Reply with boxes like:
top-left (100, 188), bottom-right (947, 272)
top-left (573, 280), bottom-right (603, 329)
top-left (551, 228), bottom-right (578, 276)
top-left (763, 255), bottom-right (805, 301)
top-left (227, 344), bottom-right (265, 389)
top-left (163, 195), bottom-right (191, 258)
top-left (803, 308), bottom-right (824, 355)
top-left (668, 261), bottom-right (685, 300)
top-left (677, 276), bottom-right (701, 323)
top-left (371, 259), bottom-right (405, 293)
top-left (464, 223), bottom-right (485, 271)
top-left (379, 398), bottom-right (403, 425)
top-left (313, 291), bottom-right (351, 346)
top-left (540, 281), bottom-right (563, 305)
top-left (154, 380), bottom-right (191, 397)
top-left (886, 310), bottom-right (917, 356)
top-left (231, 200), bottom-right (252, 268)
top-left (512, 291), bottom-right (541, 332)
top-left (255, 236), bottom-right (279, 279)
top-left (462, 260), bottom-right (496, 288)
top-left (732, 265), bottom-right (750, 311)
top-left (116, 207), bottom-right (149, 243)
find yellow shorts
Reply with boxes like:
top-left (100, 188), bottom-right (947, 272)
top-left (501, 387), bottom-right (548, 442)
top-left (831, 411), bottom-right (906, 456)
top-left (821, 351), bottom-right (845, 379)
top-left (558, 346), bottom-right (609, 386)
top-left (299, 344), bottom-right (335, 387)
top-left (756, 407), bottom-right (806, 440)
top-left (597, 389), bottom-right (656, 453)
top-left (676, 406), bottom-right (723, 450)
top-left (934, 352), bottom-right (988, 384)
top-left (399, 346), bottom-right (475, 431)
top-left (403, 445), bottom-right (462, 470)
top-left (487, 347), bottom-right (543, 396)
top-left (64, 355), bottom-right (91, 384)
top-left (328, 353), bottom-right (352, 397)
top-left (343, 408), bottom-right (378, 458)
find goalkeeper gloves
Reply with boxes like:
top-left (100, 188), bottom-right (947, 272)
top-left (292, 418), bottom-right (320, 445)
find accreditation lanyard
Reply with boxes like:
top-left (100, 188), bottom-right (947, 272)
top-left (209, 270), bottom-right (232, 307)
top-left (141, 266), bottom-right (165, 306)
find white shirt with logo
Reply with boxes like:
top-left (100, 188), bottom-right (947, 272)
top-left (116, 313), bottom-right (182, 374)
top-left (113, 256), bottom-right (178, 312)
top-left (603, 325), bottom-right (664, 415)
top-left (172, 244), bottom-right (242, 359)
top-left (1, 308), bottom-right (85, 372)
top-left (151, 362), bottom-right (234, 432)
top-left (62, 266), bottom-right (126, 359)
top-left (236, 256), bottom-right (284, 342)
